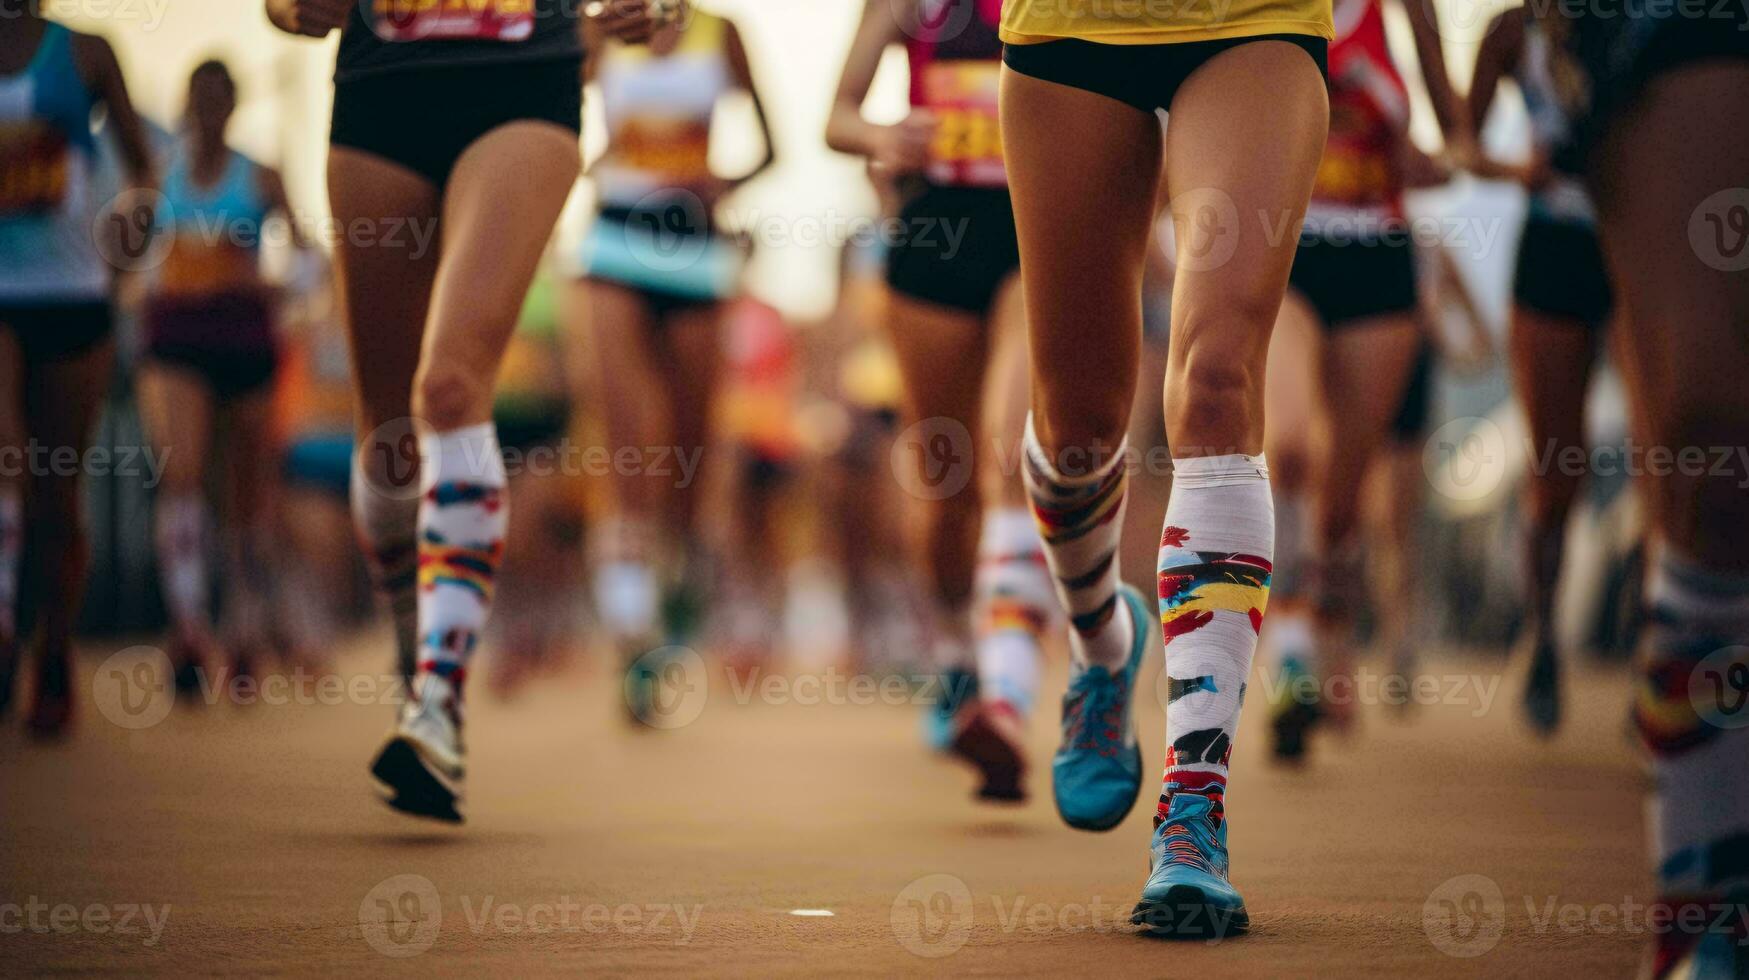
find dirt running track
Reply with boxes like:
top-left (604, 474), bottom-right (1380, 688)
top-left (1, 637), bottom-right (1649, 977)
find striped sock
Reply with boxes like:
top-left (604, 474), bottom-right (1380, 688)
top-left (154, 493), bottom-right (209, 634)
top-left (1635, 549), bottom-right (1749, 898)
top-left (351, 454), bottom-right (420, 681)
top-left (0, 489), bottom-right (20, 639)
top-left (1021, 416), bottom-right (1132, 669)
top-left (1157, 453), bottom-right (1274, 826)
top-left (973, 506), bottom-right (1057, 716)
top-left (416, 423), bottom-right (509, 696)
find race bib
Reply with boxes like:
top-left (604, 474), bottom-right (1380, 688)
top-left (371, 0), bottom-right (535, 42)
top-left (921, 60), bottom-right (1004, 189)
top-left (612, 117), bottom-right (712, 184)
top-left (0, 122), bottom-right (70, 218)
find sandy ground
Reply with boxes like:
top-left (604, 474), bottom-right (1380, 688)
top-left (0, 632), bottom-right (1652, 978)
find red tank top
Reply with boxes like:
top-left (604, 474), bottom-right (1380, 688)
top-left (1308, 0), bottom-right (1409, 224)
top-left (907, 0), bottom-right (1005, 189)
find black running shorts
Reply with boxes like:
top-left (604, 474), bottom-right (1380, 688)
top-left (1002, 33), bottom-right (1328, 115)
top-left (1288, 232), bottom-right (1418, 329)
top-left (330, 57), bottom-right (583, 189)
top-left (885, 184), bottom-right (1020, 316)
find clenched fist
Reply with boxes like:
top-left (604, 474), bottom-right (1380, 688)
top-left (266, 0), bottom-right (352, 38)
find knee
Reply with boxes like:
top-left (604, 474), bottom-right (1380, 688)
top-left (412, 364), bottom-right (492, 433)
top-left (1167, 353), bottom-right (1259, 452)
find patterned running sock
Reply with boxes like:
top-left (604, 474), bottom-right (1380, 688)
top-left (415, 423), bottom-right (509, 696)
top-left (1634, 549), bottom-right (1749, 898)
top-left (0, 489), bottom-right (20, 640)
top-left (973, 506), bottom-right (1056, 717)
top-left (1021, 416), bottom-right (1132, 670)
top-left (351, 452), bottom-right (420, 680)
top-left (154, 493), bottom-right (210, 634)
top-left (1157, 454), bottom-right (1274, 825)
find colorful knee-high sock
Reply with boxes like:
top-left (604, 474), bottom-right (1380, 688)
top-left (0, 489), bottom-right (20, 640)
top-left (155, 493), bottom-right (210, 635)
top-left (351, 453), bottom-right (421, 681)
top-left (1634, 549), bottom-right (1749, 901)
top-left (415, 424), bottom-right (509, 698)
top-left (1021, 416), bottom-right (1132, 669)
top-left (973, 506), bottom-right (1057, 717)
top-left (1157, 454), bottom-right (1274, 825)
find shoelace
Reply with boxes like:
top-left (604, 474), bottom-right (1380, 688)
top-left (1062, 667), bottom-right (1126, 757)
top-left (1156, 819), bottom-right (1217, 875)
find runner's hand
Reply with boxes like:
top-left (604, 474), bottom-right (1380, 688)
top-left (266, 0), bottom-right (351, 37)
top-left (588, 0), bottom-right (685, 43)
top-left (868, 112), bottom-right (937, 178)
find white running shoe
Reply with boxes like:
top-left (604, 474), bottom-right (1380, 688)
top-left (370, 673), bottom-right (465, 823)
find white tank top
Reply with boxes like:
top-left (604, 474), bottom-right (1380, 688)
top-left (592, 13), bottom-right (730, 209)
top-left (0, 24), bottom-right (107, 302)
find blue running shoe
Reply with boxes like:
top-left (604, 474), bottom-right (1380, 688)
top-left (923, 667), bottom-right (978, 752)
top-left (1052, 583), bottom-right (1147, 831)
top-left (1132, 793), bottom-right (1248, 938)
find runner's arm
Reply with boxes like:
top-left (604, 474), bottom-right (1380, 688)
top-left (824, 0), bottom-right (908, 160)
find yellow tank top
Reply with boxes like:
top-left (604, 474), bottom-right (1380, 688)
top-left (1000, 0), bottom-right (1332, 46)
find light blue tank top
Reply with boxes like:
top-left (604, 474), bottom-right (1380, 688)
top-left (0, 24), bottom-right (106, 301)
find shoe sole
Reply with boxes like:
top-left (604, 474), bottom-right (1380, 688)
top-left (951, 712), bottom-right (1026, 803)
top-left (1131, 886), bottom-right (1250, 938)
top-left (370, 736), bottom-right (463, 824)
